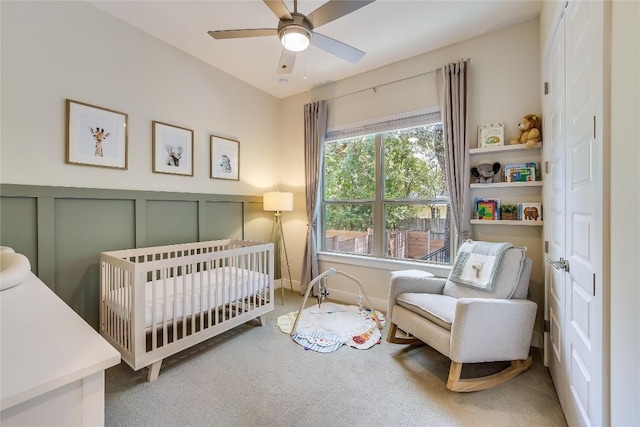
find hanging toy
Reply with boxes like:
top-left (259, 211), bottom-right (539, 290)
top-left (317, 276), bottom-right (330, 308)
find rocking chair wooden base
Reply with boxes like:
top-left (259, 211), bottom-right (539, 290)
top-left (387, 322), bottom-right (532, 392)
top-left (446, 357), bottom-right (532, 392)
top-left (386, 322), bottom-right (423, 346)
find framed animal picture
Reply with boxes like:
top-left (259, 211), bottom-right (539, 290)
top-left (66, 99), bottom-right (128, 169)
top-left (210, 135), bottom-right (239, 181)
top-left (152, 121), bottom-right (194, 176)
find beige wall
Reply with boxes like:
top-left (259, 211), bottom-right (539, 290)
top-left (0, 1), bottom-right (281, 196)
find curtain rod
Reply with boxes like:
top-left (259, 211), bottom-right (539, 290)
top-left (325, 68), bottom-right (437, 102)
top-left (324, 58), bottom-right (469, 102)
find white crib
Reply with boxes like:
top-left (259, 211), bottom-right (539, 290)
top-left (100, 239), bottom-right (274, 381)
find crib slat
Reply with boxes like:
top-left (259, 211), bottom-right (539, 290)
top-left (172, 273), bottom-right (177, 344)
top-left (199, 264), bottom-right (204, 332)
top-left (162, 269), bottom-right (168, 348)
top-left (190, 262), bottom-right (195, 334)
top-left (181, 266), bottom-right (186, 338)
top-left (207, 260), bottom-right (213, 328)
top-left (151, 271), bottom-right (157, 351)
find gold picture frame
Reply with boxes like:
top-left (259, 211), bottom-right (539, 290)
top-left (152, 121), bottom-right (194, 176)
top-left (210, 135), bottom-right (239, 181)
top-left (66, 99), bottom-right (128, 169)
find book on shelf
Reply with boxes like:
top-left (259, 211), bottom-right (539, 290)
top-left (503, 162), bottom-right (538, 182)
top-left (478, 123), bottom-right (505, 148)
top-left (519, 203), bottom-right (542, 221)
top-left (474, 198), bottom-right (500, 220)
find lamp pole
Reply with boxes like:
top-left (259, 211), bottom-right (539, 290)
top-left (270, 210), bottom-right (293, 304)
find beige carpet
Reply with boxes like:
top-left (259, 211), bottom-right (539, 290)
top-left (105, 289), bottom-right (567, 427)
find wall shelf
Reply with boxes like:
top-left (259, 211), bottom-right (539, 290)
top-left (470, 181), bottom-right (543, 189)
top-left (469, 141), bottom-right (542, 155)
top-left (470, 219), bottom-right (543, 226)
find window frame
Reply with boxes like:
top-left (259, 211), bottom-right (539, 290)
top-left (320, 123), bottom-right (452, 264)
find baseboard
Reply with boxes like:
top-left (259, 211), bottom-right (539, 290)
top-left (318, 288), bottom-right (388, 313)
top-left (274, 278), bottom-right (300, 293)
top-left (275, 281), bottom-right (387, 312)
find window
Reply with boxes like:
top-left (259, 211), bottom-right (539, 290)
top-left (322, 122), bottom-right (451, 263)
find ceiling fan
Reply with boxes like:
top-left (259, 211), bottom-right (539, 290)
top-left (208, 0), bottom-right (374, 74)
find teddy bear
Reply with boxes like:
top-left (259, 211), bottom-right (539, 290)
top-left (511, 114), bottom-right (541, 148)
top-left (471, 162), bottom-right (501, 184)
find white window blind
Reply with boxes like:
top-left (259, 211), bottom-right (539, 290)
top-left (325, 109), bottom-right (441, 141)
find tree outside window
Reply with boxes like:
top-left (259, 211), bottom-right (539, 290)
top-left (322, 123), bottom-right (450, 263)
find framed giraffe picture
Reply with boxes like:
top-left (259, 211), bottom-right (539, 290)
top-left (210, 135), bottom-right (239, 181)
top-left (66, 99), bottom-right (128, 169)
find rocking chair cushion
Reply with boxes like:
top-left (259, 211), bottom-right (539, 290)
top-left (395, 293), bottom-right (457, 331)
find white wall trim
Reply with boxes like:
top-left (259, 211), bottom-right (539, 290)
top-left (318, 252), bottom-right (452, 278)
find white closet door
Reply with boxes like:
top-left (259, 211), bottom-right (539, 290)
top-left (542, 13), bottom-right (567, 410)
top-left (564, 1), bottom-right (604, 425)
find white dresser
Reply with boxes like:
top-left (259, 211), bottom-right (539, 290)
top-left (1, 272), bottom-right (120, 426)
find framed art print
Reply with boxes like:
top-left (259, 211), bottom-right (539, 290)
top-left (152, 121), bottom-right (194, 176)
top-left (66, 99), bottom-right (128, 169)
top-left (210, 135), bottom-right (239, 181)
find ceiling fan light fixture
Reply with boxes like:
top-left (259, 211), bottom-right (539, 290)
top-left (280, 25), bottom-right (311, 52)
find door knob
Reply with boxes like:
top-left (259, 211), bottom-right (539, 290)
top-left (546, 257), bottom-right (570, 272)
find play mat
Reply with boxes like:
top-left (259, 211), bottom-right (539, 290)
top-left (277, 302), bottom-right (385, 353)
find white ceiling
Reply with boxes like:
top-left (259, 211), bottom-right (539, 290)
top-left (88, 0), bottom-right (541, 99)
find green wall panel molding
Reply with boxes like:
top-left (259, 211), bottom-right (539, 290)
top-left (0, 196), bottom-right (38, 273)
top-left (205, 201), bottom-right (244, 240)
top-left (146, 200), bottom-right (199, 247)
top-left (0, 184), bottom-right (268, 329)
top-left (54, 198), bottom-right (136, 329)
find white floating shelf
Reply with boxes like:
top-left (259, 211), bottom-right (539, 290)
top-left (470, 181), bottom-right (543, 189)
top-left (470, 219), bottom-right (543, 226)
top-left (470, 141), bottom-right (542, 154)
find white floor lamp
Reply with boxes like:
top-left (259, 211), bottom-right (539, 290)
top-left (263, 191), bottom-right (293, 304)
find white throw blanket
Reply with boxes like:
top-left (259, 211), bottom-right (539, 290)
top-left (448, 240), bottom-right (512, 291)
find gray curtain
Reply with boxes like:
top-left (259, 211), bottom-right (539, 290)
top-left (300, 101), bottom-right (328, 294)
top-left (437, 59), bottom-right (472, 247)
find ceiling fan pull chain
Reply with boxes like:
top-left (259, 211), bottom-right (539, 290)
top-left (303, 51), bottom-right (308, 80)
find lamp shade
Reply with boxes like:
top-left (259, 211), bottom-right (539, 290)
top-left (263, 191), bottom-right (293, 212)
top-left (280, 26), bottom-right (310, 52)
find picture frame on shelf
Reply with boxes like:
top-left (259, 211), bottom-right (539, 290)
top-left (519, 203), bottom-right (542, 221)
top-left (152, 121), bottom-right (194, 176)
top-left (66, 99), bottom-right (128, 169)
top-left (474, 197), bottom-right (501, 220)
top-left (478, 122), bottom-right (505, 149)
top-left (210, 135), bottom-right (239, 181)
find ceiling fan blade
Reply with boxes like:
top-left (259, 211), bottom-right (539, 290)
top-left (263, 0), bottom-right (292, 21)
top-left (306, 0), bottom-right (375, 28)
top-left (277, 49), bottom-right (296, 74)
top-left (208, 29), bottom-right (278, 39)
top-left (311, 32), bottom-right (365, 63)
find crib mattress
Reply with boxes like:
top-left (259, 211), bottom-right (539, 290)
top-left (105, 266), bottom-right (269, 329)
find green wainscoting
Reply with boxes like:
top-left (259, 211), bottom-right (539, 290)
top-left (0, 184), bottom-right (266, 330)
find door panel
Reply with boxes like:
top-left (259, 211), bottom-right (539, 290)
top-left (543, 11), bottom-right (566, 409)
top-left (564, 1), bottom-right (604, 425)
